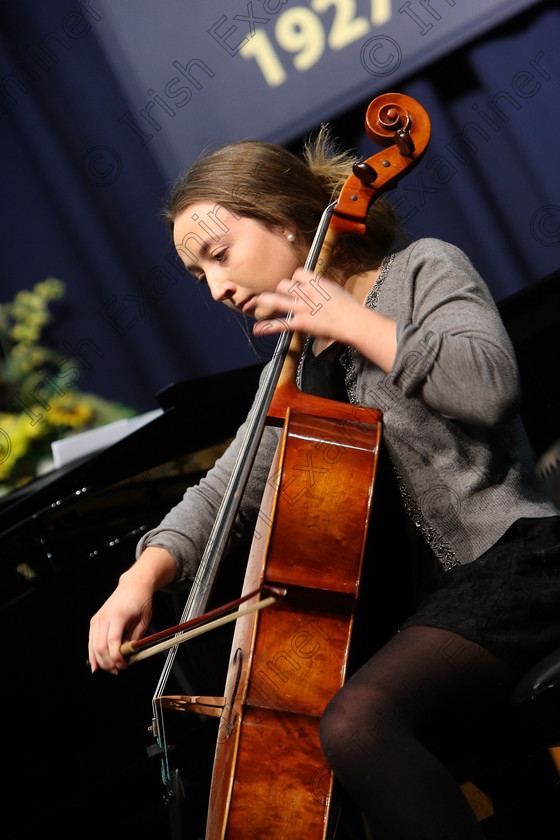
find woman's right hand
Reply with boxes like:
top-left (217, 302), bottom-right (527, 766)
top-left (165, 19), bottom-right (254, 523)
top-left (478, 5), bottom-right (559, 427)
top-left (88, 546), bottom-right (176, 674)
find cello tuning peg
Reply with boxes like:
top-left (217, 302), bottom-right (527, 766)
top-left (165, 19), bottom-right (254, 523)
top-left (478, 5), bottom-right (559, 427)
top-left (352, 160), bottom-right (378, 186)
top-left (394, 128), bottom-right (415, 156)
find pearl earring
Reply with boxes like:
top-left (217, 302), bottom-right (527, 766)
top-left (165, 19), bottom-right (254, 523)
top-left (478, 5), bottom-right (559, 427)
top-left (286, 232), bottom-right (296, 242)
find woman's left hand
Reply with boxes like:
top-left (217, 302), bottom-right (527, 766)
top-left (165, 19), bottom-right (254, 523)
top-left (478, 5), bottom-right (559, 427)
top-left (253, 268), bottom-right (398, 373)
top-left (253, 269), bottom-right (360, 345)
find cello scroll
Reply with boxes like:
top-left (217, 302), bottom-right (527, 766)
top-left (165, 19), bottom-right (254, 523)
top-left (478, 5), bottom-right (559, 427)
top-left (329, 92), bottom-right (431, 239)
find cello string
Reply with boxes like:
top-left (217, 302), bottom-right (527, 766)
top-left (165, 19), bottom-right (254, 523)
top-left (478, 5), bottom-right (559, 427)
top-left (151, 201), bottom-right (336, 705)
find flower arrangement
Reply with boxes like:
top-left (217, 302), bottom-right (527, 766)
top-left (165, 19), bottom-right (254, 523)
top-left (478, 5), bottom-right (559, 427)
top-left (0, 278), bottom-right (136, 494)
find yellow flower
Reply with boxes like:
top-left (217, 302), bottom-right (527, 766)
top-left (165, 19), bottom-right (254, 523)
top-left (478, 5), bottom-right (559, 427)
top-left (12, 290), bottom-right (37, 308)
top-left (34, 278), bottom-right (65, 300)
top-left (48, 395), bottom-right (94, 428)
top-left (10, 323), bottom-right (41, 343)
top-left (0, 412), bottom-right (49, 481)
top-left (24, 411), bottom-right (52, 439)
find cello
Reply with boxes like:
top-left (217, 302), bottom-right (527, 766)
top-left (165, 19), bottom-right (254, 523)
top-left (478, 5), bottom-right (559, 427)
top-left (123, 92), bottom-right (431, 838)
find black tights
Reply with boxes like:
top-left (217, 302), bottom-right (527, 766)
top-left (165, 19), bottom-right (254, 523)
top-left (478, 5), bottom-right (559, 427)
top-left (320, 625), bottom-right (517, 840)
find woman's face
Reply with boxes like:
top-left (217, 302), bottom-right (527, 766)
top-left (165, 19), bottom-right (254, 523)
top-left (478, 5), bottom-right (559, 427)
top-left (173, 202), bottom-right (301, 320)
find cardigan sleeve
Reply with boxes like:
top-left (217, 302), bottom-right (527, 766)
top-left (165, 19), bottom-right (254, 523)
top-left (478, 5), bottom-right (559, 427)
top-left (389, 239), bottom-right (520, 427)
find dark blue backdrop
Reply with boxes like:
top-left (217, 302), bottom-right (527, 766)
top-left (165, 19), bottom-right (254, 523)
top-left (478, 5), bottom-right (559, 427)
top-left (1, 0), bottom-right (559, 414)
top-left (1, 6), bottom-right (559, 837)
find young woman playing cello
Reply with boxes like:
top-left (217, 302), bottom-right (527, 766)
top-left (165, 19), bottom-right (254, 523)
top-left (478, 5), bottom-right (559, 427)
top-left (88, 130), bottom-right (560, 839)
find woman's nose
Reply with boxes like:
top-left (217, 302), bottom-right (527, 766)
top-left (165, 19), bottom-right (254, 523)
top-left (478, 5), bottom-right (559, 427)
top-left (207, 273), bottom-right (236, 302)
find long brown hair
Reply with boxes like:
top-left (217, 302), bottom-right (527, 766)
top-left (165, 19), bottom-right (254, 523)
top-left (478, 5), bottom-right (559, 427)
top-left (164, 127), bottom-right (401, 279)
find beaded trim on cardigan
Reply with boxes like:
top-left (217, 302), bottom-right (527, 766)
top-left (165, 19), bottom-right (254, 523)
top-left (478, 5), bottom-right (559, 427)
top-left (339, 253), bottom-right (394, 404)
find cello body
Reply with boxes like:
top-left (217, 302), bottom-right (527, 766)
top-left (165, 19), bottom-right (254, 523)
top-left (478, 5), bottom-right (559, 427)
top-left (206, 388), bottom-right (382, 839)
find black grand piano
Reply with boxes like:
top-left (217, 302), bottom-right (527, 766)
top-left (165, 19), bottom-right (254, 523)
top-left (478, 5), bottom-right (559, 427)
top-left (1, 271), bottom-right (558, 840)
top-left (0, 364), bottom-right (263, 840)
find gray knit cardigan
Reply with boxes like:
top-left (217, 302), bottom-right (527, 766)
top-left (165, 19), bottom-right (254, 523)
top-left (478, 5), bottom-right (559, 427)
top-left (137, 239), bottom-right (557, 583)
